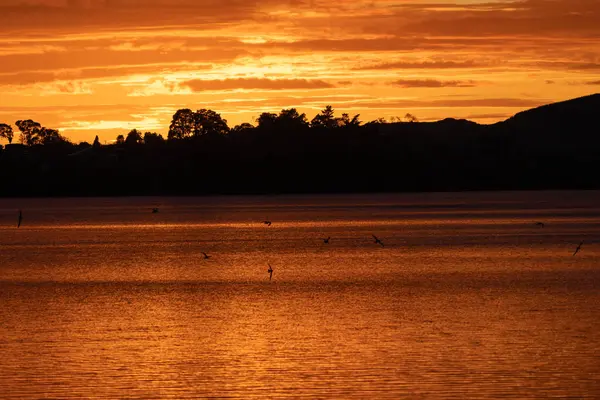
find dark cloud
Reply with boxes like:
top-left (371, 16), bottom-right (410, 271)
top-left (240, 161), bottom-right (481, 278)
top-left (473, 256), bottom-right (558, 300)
top-left (0, 0), bottom-right (269, 34)
top-left (343, 98), bottom-right (547, 109)
top-left (354, 60), bottom-right (484, 70)
top-left (181, 78), bottom-right (335, 91)
top-left (0, 48), bottom-right (238, 76)
top-left (385, 0), bottom-right (600, 38)
top-left (0, 64), bottom-right (213, 85)
top-left (536, 62), bottom-right (600, 71)
top-left (2, 0), bottom-right (598, 42)
top-left (391, 79), bottom-right (477, 88)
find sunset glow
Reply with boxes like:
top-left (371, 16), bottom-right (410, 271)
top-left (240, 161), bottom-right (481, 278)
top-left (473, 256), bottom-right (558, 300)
top-left (1, 0), bottom-right (599, 143)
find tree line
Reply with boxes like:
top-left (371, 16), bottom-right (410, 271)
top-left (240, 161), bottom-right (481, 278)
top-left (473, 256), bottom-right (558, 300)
top-left (0, 120), bottom-right (69, 146)
top-left (0, 106), bottom-right (411, 147)
top-left (1, 100), bottom-right (598, 197)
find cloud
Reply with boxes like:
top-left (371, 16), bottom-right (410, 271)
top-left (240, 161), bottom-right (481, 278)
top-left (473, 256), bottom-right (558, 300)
top-left (181, 78), bottom-right (335, 91)
top-left (388, 0), bottom-right (600, 38)
top-left (341, 98), bottom-right (547, 109)
top-left (53, 81), bottom-right (92, 94)
top-left (0, 63), bottom-right (214, 86)
top-left (0, 1), bottom-right (265, 34)
top-left (354, 60), bottom-right (484, 70)
top-left (536, 62), bottom-right (600, 72)
top-left (391, 79), bottom-right (477, 88)
top-left (2, 0), bottom-right (599, 41)
top-left (0, 47), bottom-right (241, 76)
top-left (585, 80), bottom-right (600, 85)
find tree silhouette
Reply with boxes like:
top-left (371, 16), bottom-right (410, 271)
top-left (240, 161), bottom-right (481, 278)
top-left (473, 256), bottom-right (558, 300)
top-left (116, 134), bottom-right (125, 145)
top-left (366, 117), bottom-right (387, 125)
top-left (125, 129), bottom-right (143, 145)
top-left (405, 113), bottom-right (419, 123)
top-left (38, 127), bottom-right (66, 145)
top-left (93, 135), bottom-right (101, 148)
top-left (168, 108), bottom-right (229, 139)
top-left (311, 105), bottom-right (338, 129)
top-left (339, 113), bottom-right (361, 127)
top-left (192, 109), bottom-right (229, 137)
top-left (231, 123), bottom-right (254, 134)
top-left (256, 112), bottom-right (277, 129)
top-left (168, 108), bottom-right (195, 139)
top-left (143, 132), bottom-right (164, 145)
top-left (277, 108), bottom-right (308, 129)
top-left (16, 119), bottom-right (42, 146)
top-left (0, 123), bottom-right (13, 144)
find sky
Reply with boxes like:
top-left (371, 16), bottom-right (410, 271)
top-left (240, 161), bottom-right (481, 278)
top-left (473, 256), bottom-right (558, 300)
top-left (0, 0), bottom-right (599, 143)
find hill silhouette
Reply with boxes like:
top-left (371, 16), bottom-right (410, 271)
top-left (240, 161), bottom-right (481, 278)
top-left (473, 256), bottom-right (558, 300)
top-left (0, 93), bottom-right (598, 197)
top-left (501, 93), bottom-right (600, 129)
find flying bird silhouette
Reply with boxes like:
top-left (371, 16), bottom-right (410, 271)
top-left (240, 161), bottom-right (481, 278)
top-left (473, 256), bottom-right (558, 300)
top-left (534, 221), bottom-right (545, 228)
top-left (201, 252), bottom-right (211, 260)
top-left (263, 218), bottom-right (272, 226)
top-left (572, 241), bottom-right (583, 256)
top-left (372, 235), bottom-right (384, 247)
top-left (323, 237), bottom-right (331, 244)
top-left (17, 210), bottom-right (22, 228)
top-left (267, 264), bottom-right (273, 281)
top-left (151, 208), bottom-right (159, 213)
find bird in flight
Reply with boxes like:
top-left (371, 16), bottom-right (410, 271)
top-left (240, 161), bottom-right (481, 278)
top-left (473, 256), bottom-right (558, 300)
top-left (267, 264), bottom-right (273, 281)
top-left (534, 222), bottom-right (545, 228)
top-left (323, 237), bottom-right (331, 244)
top-left (151, 208), bottom-right (159, 213)
top-left (201, 252), bottom-right (211, 260)
top-left (572, 241), bottom-right (583, 256)
top-left (263, 218), bottom-right (272, 226)
top-left (17, 210), bottom-right (22, 228)
top-left (372, 235), bottom-right (384, 247)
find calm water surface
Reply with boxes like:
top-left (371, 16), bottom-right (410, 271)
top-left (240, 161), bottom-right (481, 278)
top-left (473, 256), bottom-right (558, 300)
top-left (0, 191), bottom-right (599, 399)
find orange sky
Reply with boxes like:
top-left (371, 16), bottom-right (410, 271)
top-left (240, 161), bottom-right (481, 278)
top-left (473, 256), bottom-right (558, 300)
top-left (1, 0), bottom-right (599, 144)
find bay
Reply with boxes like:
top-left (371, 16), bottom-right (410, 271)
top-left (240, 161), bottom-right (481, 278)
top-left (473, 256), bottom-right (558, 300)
top-left (0, 191), bottom-right (599, 399)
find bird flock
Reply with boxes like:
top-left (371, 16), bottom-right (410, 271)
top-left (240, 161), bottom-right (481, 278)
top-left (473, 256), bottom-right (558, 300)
top-left (12, 210), bottom-right (589, 280)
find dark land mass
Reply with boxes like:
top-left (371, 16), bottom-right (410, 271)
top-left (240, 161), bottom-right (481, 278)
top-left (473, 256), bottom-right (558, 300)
top-left (1, 93), bottom-right (599, 197)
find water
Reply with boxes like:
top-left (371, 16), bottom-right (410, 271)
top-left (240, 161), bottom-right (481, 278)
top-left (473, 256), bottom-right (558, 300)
top-left (0, 191), bottom-right (599, 399)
